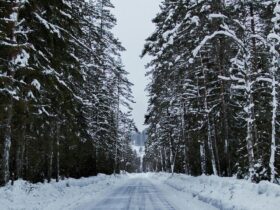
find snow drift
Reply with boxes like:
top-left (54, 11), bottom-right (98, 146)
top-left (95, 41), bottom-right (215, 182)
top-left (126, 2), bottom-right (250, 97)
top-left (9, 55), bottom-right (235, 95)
top-left (0, 173), bottom-right (280, 210)
top-left (0, 174), bottom-right (127, 210)
top-left (150, 173), bottom-right (280, 210)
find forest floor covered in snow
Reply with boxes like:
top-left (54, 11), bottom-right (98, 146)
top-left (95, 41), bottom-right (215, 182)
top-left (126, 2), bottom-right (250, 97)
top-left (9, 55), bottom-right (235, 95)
top-left (0, 174), bottom-right (128, 210)
top-left (0, 173), bottom-right (280, 210)
top-left (149, 173), bottom-right (280, 210)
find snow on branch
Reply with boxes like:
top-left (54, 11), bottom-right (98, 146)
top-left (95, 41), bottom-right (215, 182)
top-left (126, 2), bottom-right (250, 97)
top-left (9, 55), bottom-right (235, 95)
top-left (268, 33), bottom-right (280, 43)
top-left (191, 30), bottom-right (244, 63)
top-left (208, 13), bottom-right (227, 20)
top-left (34, 12), bottom-right (94, 55)
top-left (34, 13), bottom-right (61, 38)
top-left (250, 34), bottom-right (267, 46)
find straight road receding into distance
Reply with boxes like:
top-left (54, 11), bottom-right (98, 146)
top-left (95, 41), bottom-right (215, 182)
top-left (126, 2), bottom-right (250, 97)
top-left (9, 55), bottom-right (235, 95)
top-left (75, 175), bottom-right (218, 210)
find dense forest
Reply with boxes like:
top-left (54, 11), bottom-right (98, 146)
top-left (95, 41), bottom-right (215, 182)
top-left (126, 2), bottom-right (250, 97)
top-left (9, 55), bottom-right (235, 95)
top-left (0, 0), bottom-right (138, 186)
top-left (2, 0), bottom-right (280, 189)
top-left (143, 0), bottom-right (280, 183)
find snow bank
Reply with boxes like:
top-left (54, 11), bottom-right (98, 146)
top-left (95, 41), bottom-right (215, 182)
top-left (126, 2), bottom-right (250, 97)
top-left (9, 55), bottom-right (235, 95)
top-left (0, 174), bottom-right (127, 210)
top-left (149, 173), bottom-right (280, 210)
top-left (1, 173), bottom-right (279, 210)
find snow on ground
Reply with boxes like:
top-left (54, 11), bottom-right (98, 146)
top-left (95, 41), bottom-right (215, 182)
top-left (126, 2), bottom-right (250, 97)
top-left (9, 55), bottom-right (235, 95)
top-left (126, 173), bottom-right (218, 210)
top-left (147, 173), bottom-right (280, 210)
top-left (0, 173), bottom-right (280, 210)
top-left (0, 174), bottom-right (128, 210)
top-left (76, 174), bottom-right (217, 210)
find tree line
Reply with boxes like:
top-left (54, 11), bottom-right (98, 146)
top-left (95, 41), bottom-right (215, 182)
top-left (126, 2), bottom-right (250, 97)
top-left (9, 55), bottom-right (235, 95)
top-left (143, 0), bottom-right (280, 183)
top-left (0, 0), bottom-right (137, 186)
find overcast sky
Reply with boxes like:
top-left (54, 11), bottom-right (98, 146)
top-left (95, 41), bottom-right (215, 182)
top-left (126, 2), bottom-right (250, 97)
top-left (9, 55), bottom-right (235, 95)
top-left (112, 0), bottom-right (161, 131)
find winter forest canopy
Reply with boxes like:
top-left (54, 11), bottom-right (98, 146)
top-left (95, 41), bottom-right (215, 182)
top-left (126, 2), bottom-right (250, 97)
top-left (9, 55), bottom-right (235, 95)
top-left (0, 0), bottom-right (139, 186)
top-left (1, 0), bottom-right (280, 188)
top-left (142, 0), bottom-right (280, 184)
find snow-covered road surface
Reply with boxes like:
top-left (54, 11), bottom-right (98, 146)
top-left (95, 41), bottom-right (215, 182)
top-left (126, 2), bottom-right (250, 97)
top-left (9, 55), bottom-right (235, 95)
top-left (76, 176), bottom-right (217, 210)
top-left (89, 178), bottom-right (175, 210)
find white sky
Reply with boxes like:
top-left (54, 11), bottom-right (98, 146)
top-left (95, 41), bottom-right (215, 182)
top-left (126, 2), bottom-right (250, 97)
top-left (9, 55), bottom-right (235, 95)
top-left (112, 0), bottom-right (161, 131)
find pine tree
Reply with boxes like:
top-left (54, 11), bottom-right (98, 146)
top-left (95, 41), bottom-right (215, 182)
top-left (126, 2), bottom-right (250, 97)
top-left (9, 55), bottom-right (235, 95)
top-left (0, 0), bottom-right (32, 186)
top-left (143, 0), bottom-right (279, 182)
top-left (0, 0), bottom-right (137, 185)
top-left (268, 0), bottom-right (280, 183)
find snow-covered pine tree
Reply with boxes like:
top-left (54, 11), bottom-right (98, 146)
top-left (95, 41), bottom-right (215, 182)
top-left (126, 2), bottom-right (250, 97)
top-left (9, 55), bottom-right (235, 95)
top-left (268, 0), bottom-right (280, 183)
top-left (143, 0), bottom-right (280, 182)
top-left (225, 0), bottom-right (274, 181)
top-left (0, 0), bottom-right (33, 186)
top-left (0, 0), bottom-right (136, 184)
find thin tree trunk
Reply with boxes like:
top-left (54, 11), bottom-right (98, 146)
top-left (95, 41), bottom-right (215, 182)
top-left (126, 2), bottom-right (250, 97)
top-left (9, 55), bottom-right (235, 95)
top-left (16, 124), bottom-right (26, 179)
top-left (16, 143), bottom-right (21, 179)
top-left (202, 67), bottom-right (218, 176)
top-left (47, 133), bottom-right (54, 183)
top-left (244, 55), bottom-right (255, 180)
top-left (270, 74), bottom-right (277, 183)
top-left (206, 116), bottom-right (218, 176)
top-left (114, 76), bottom-right (120, 175)
top-left (160, 148), bottom-right (164, 172)
top-left (55, 124), bottom-right (60, 182)
top-left (164, 147), bottom-right (169, 172)
top-left (113, 139), bottom-right (118, 175)
top-left (249, 2), bottom-right (260, 158)
top-left (184, 135), bottom-right (190, 175)
top-left (92, 142), bottom-right (97, 175)
top-left (171, 150), bottom-right (177, 176)
top-left (200, 140), bottom-right (206, 175)
top-left (181, 101), bottom-right (190, 175)
top-left (218, 37), bottom-right (231, 176)
top-left (196, 70), bottom-right (206, 175)
top-left (212, 122), bottom-right (221, 176)
top-left (249, 3), bottom-right (257, 57)
top-left (21, 138), bottom-right (26, 178)
top-left (0, 103), bottom-right (13, 186)
top-left (269, 41), bottom-right (278, 183)
top-left (168, 131), bottom-right (176, 175)
top-left (170, 147), bottom-right (174, 174)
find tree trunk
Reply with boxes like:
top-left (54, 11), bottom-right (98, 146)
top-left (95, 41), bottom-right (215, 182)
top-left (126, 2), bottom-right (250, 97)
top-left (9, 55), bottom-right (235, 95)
top-left (200, 140), bottom-right (206, 175)
top-left (218, 37), bottom-right (231, 176)
top-left (202, 67), bottom-right (218, 176)
top-left (184, 135), bottom-right (190, 175)
top-left (212, 122), bottom-right (221, 176)
top-left (269, 41), bottom-right (278, 183)
top-left (160, 147), bottom-right (164, 172)
top-left (249, 2), bottom-right (260, 158)
top-left (249, 3), bottom-right (257, 53)
top-left (181, 101), bottom-right (190, 175)
top-left (206, 116), bottom-right (218, 176)
top-left (270, 74), bottom-right (277, 183)
top-left (16, 124), bottom-right (26, 179)
top-left (0, 103), bottom-right (13, 186)
top-left (245, 58), bottom-right (256, 180)
top-left (168, 131), bottom-right (176, 175)
top-left (47, 133), bottom-right (54, 183)
top-left (92, 141), bottom-right (97, 175)
top-left (55, 124), bottom-right (60, 182)
top-left (164, 147), bottom-right (170, 172)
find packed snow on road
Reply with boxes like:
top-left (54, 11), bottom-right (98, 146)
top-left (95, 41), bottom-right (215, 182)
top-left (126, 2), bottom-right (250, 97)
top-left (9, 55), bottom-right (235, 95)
top-left (1, 173), bottom-right (280, 210)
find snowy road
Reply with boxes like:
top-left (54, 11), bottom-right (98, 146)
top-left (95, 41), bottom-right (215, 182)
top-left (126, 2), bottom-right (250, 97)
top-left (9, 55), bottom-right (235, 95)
top-left (1, 173), bottom-right (279, 210)
top-left (90, 178), bottom-right (175, 210)
top-left (76, 176), bottom-right (218, 210)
